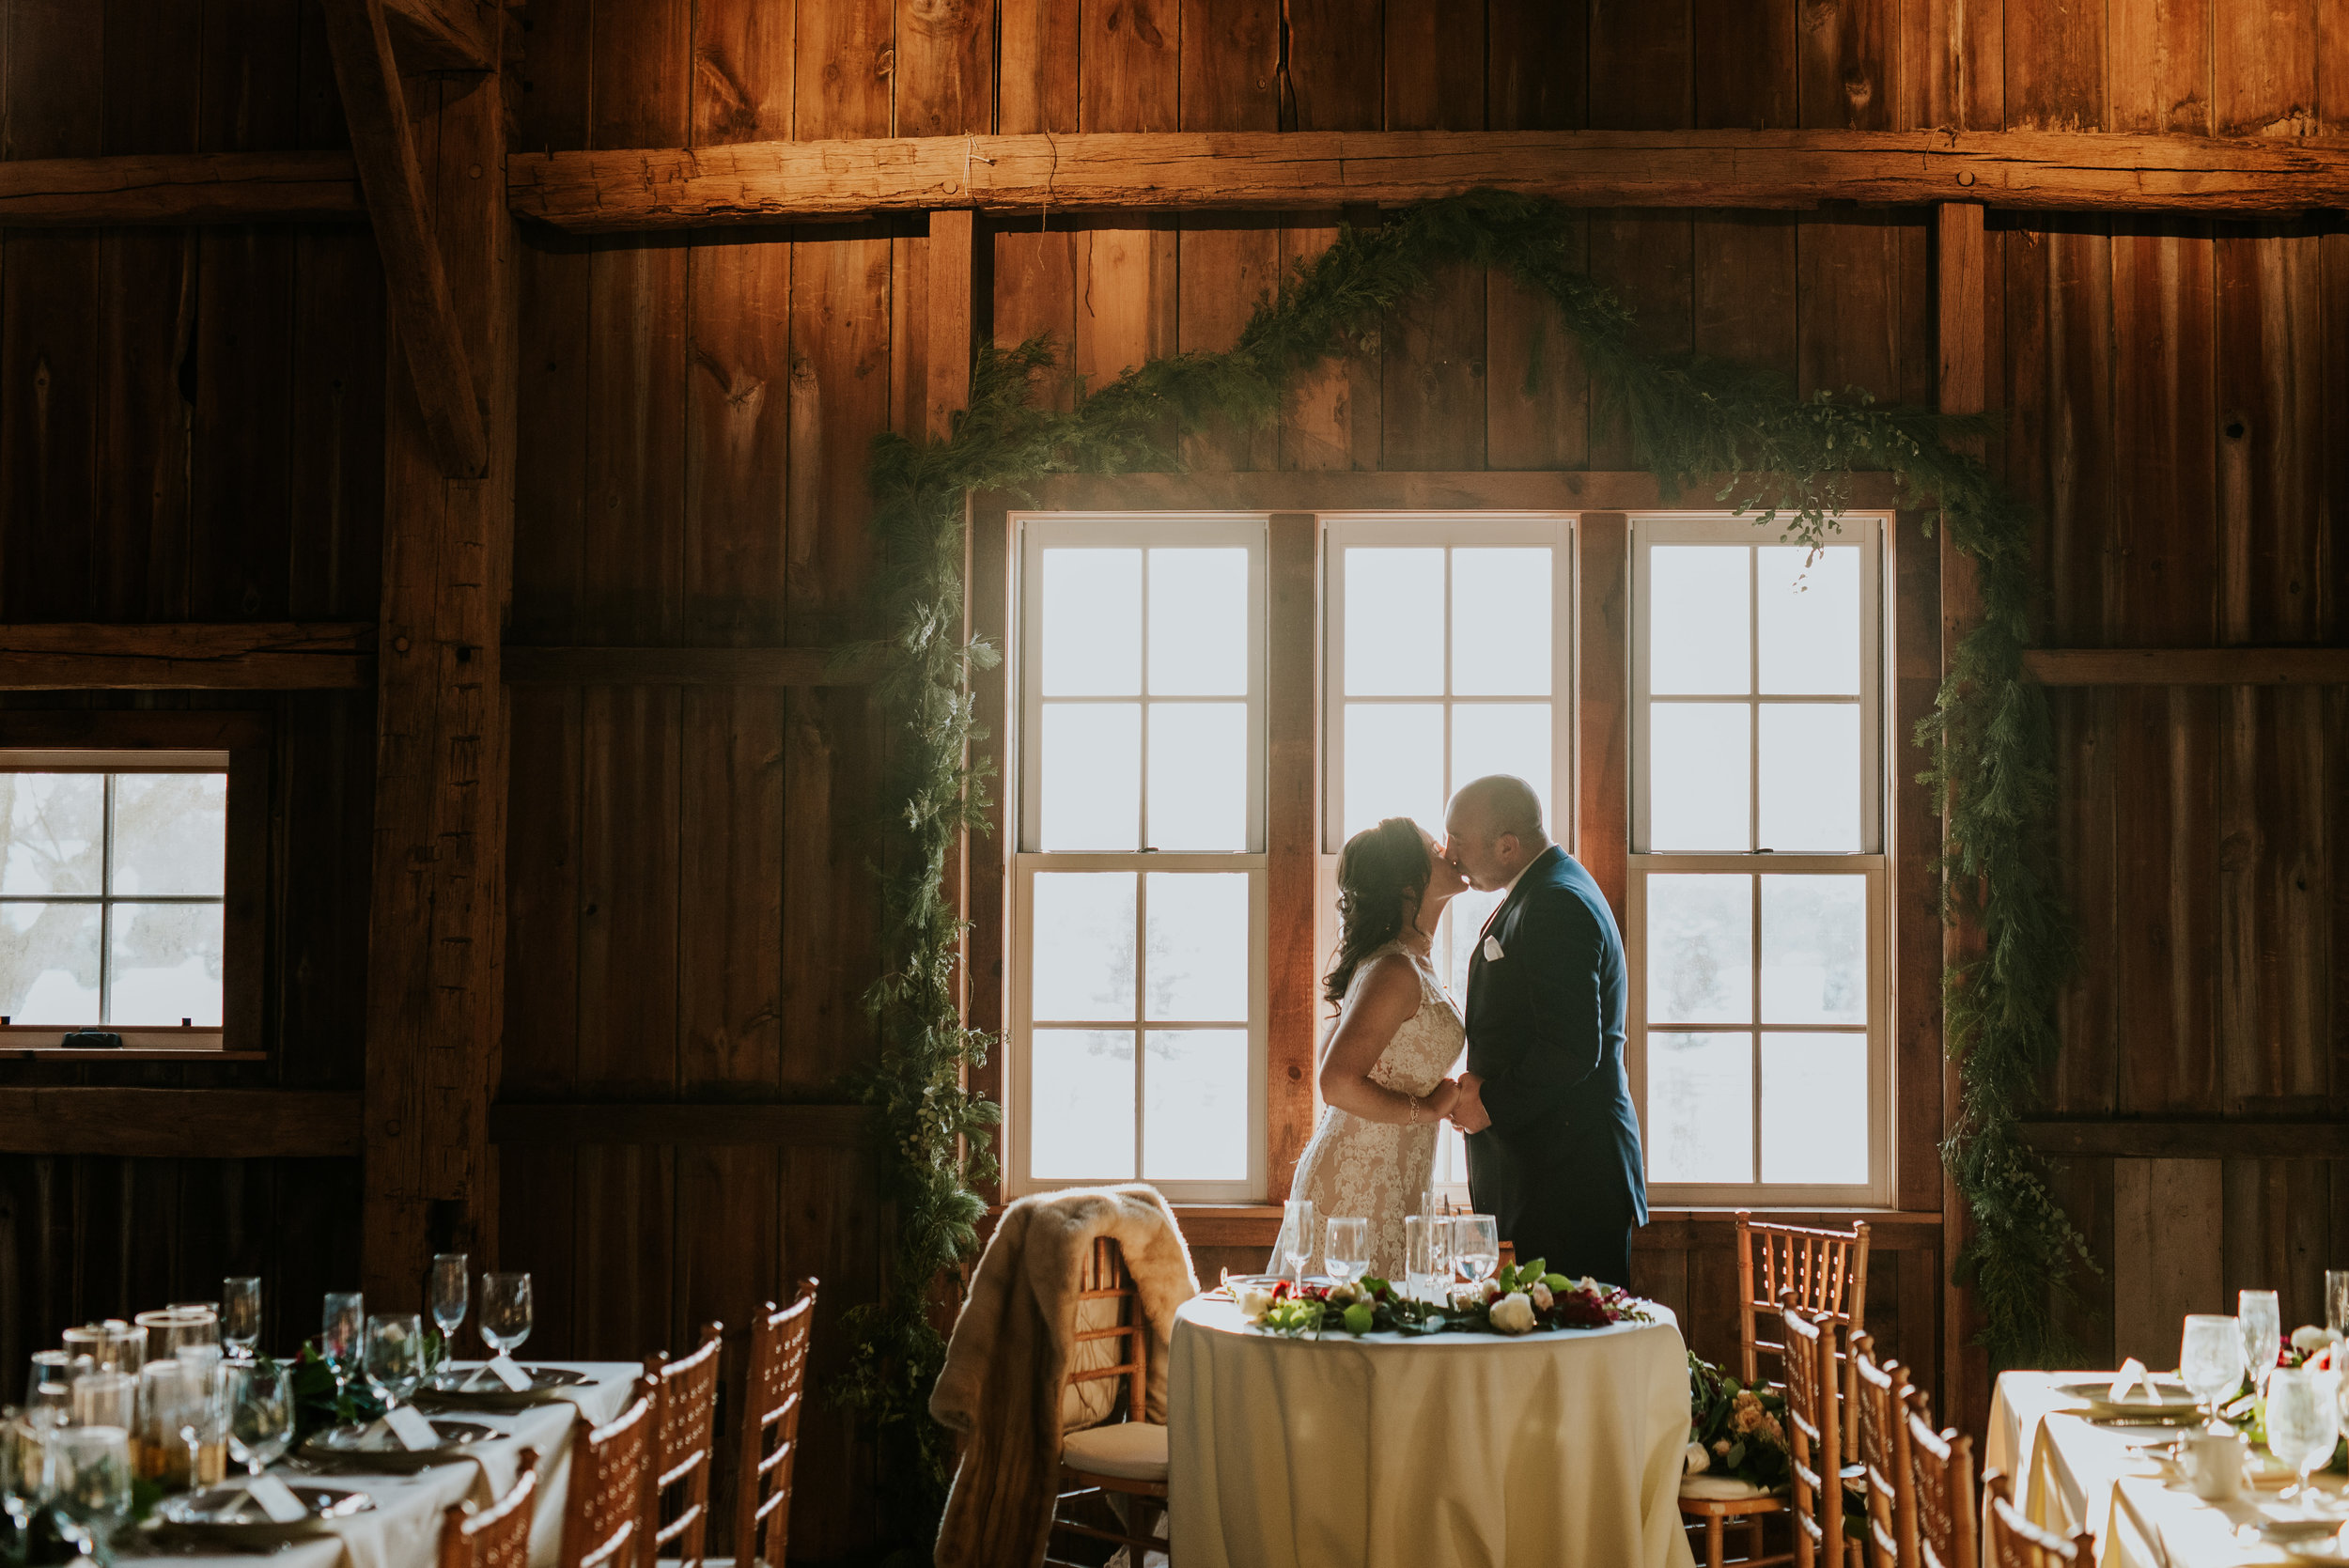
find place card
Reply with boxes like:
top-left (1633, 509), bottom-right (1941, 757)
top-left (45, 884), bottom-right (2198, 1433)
top-left (385, 1405), bottom-right (441, 1450)
top-left (486, 1355), bottom-right (535, 1391)
top-left (246, 1474), bottom-right (309, 1523)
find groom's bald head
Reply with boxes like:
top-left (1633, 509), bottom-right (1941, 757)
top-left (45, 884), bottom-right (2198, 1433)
top-left (1443, 775), bottom-right (1551, 892)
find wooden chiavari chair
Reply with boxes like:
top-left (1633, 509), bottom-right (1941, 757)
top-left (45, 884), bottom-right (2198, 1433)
top-left (734, 1281), bottom-right (818, 1568)
top-left (644, 1322), bottom-right (723, 1568)
top-left (1047, 1236), bottom-right (1169, 1568)
top-left (1740, 1213), bottom-right (1872, 1452)
top-left (1983, 1470), bottom-right (2092, 1566)
top-left (560, 1385), bottom-right (654, 1568)
top-left (1906, 1405), bottom-right (1977, 1568)
top-left (439, 1449), bottom-right (540, 1568)
top-left (1782, 1300), bottom-right (1859, 1568)
top-left (1850, 1332), bottom-right (1919, 1568)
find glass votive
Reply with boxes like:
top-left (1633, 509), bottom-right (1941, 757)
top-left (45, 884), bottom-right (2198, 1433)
top-left (134, 1307), bottom-right (217, 1362)
top-left (25, 1352), bottom-right (86, 1417)
top-left (61, 1324), bottom-right (143, 1375)
top-left (68, 1371), bottom-right (134, 1430)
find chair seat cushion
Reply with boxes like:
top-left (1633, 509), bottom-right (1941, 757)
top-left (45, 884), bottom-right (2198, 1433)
top-left (1680, 1475), bottom-right (1786, 1502)
top-left (1061, 1421), bottom-right (1169, 1483)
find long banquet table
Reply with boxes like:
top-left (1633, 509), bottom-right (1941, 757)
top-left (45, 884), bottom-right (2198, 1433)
top-left (1168, 1296), bottom-right (1699, 1568)
top-left (1989, 1369), bottom-right (2349, 1567)
top-left (119, 1362), bottom-right (639, 1568)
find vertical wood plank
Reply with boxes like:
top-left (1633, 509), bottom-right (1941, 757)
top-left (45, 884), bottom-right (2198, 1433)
top-left (1386, 0), bottom-right (1486, 130)
top-left (794, 0), bottom-right (892, 139)
top-left (2110, 1157), bottom-right (2225, 1367)
top-left (997, 0), bottom-right (1081, 134)
top-left (965, 496), bottom-right (1014, 1203)
top-left (2214, 0), bottom-right (2318, 135)
top-left (677, 690), bottom-right (785, 1095)
top-left (1586, 211), bottom-right (1694, 468)
top-left (1278, 211), bottom-right (1381, 471)
top-left (1694, 0), bottom-right (1796, 128)
top-left (1181, 0), bottom-right (1282, 132)
top-left (577, 686), bottom-right (683, 1100)
top-left (894, 0), bottom-right (992, 136)
top-left (1590, 0), bottom-right (1694, 129)
top-left (1485, 22), bottom-right (1587, 472)
top-left (1577, 514), bottom-right (1630, 927)
top-left (1178, 221), bottom-right (1280, 471)
top-left (1891, 517), bottom-right (1945, 1212)
top-left (2108, 0), bottom-right (2212, 132)
top-left (1267, 514), bottom-right (1319, 1201)
top-left (1281, 0), bottom-right (1381, 131)
top-left (1081, 0), bottom-right (1179, 131)
top-left (2005, 0), bottom-right (2107, 129)
top-left (685, 234), bottom-right (792, 644)
top-left (1489, 3), bottom-right (1588, 132)
top-left (1798, 0), bottom-right (1898, 129)
top-left (690, 0), bottom-right (794, 147)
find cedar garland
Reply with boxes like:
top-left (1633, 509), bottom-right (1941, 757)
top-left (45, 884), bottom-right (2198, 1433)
top-left (834, 191), bottom-right (2090, 1530)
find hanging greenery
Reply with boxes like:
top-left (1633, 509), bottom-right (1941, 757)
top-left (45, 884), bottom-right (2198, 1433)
top-left (834, 190), bottom-right (2091, 1533)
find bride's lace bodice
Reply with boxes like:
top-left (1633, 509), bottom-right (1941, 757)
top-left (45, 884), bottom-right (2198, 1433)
top-left (1272, 941), bottom-right (1467, 1280)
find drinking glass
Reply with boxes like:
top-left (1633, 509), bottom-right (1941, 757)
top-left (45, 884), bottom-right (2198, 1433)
top-left (478, 1274), bottom-right (534, 1359)
top-left (135, 1307), bottom-right (216, 1362)
top-left (320, 1294), bottom-right (365, 1401)
top-left (68, 1372), bottom-right (133, 1430)
top-left (2240, 1289), bottom-right (2282, 1399)
top-left (2328, 1271), bottom-right (2349, 1338)
top-left (43, 1424), bottom-right (130, 1560)
top-left (1404, 1215), bottom-right (1450, 1305)
top-left (430, 1254), bottom-right (469, 1361)
top-left (220, 1279), bottom-right (262, 1361)
top-left (2181, 1313), bottom-right (2247, 1430)
top-left (60, 1324), bottom-right (142, 1375)
top-left (1279, 1201), bottom-right (1317, 1286)
top-left (220, 1363), bottom-right (294, 1476)
top-left (25, 1353), bottom-right (80, 1418)
top-left (1324, 1219), bottom-right (1371, 1287)
top-left (1451, 1214), bottom-right (1501, 1286)
top-left (363, 1314), bottom-right (425, 1412)
top-left (0, 1415), bottom-right (46, 1535)
top-left (2267, 1366), bottom-right (2340, 1500)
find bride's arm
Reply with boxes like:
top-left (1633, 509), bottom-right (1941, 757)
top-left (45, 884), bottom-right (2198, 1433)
top-left (1317, 957), bottom-right (1462, 1126)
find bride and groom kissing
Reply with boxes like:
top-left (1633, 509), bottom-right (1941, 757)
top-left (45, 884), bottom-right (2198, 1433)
top-left (1274, 774), bottom-right (1649, 1290)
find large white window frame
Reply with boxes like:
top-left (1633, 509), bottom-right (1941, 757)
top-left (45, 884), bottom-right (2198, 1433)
top-left (1626, 514), bottom-right (1892, 1207)
top-left (1008, 515), bottom-right (1270, 1202)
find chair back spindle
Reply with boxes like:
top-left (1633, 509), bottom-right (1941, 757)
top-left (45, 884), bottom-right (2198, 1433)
top-left (560, 1387), bottom-right (653, 1568)
top-left (733, 1279), bottom-right (818, 1568)
top-left (1781, 1300), bottom-right (1843, 1568)
top-left (1906, 1406), bottom-right (1977, 1568)
top-left (1064, 1235), bottom-right (1148, 1422)
top-left (1741, 1213), bottom-right (1871, 1452)
top-left (440, 1449), bottom-right (540, 1568)
top-left (644, 1321), bottom-right (723, 1568)
top-left (1850, 1332), bottom-right (1919, 1568)
top-left (1983, 1470), bottom-right (2092, 1566)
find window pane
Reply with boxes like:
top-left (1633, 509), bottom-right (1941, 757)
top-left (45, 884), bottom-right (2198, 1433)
top-left (0, 775), bottom-right (104, 895)
top-left (1648, 704), bottom-right (1750, 851)
top-left (1452, 548), bottom-right (1552, 695)
top-left (1647, 874), bottom-right (1751, 1024)
top-left (0, 902), bottom-right (101, 1023)
top-left (108, 902), bottom-right (224, 1026)
top-left (1147, 704), bottom-right (1247, 851)
top-left (1041, 704), bottom-right (1141, 850)
top-left (1646, 1032), bottom-right (1753, 1184)
top-left (1758, 704), bottom-right (1860, 851)
top-left (1451, 705), bottom-right (1551, 828)
top-left (1758, 546), bottom-right (1861, 695)
top-left (1042, 550), bottom-right (1141, 695)
top-left (1143, 873), bottom-right (1250, 1021)
top-left (1343, 703), bottom-right (1444, 839)
top-left (1761, 1033), bottom-right (1868, 1184)
top-left (1441, 890), bottom-right (1502, 998)
top-left (111, 774), bottom-right (227, 895)
top-left (1143, 1030), bottom-right (1249, 1180)
top-left (1032, 873), bottom-right (1135, 1020)
top-left (1345, 549), bottom-right (1443, 695)
top-left (1762, 876), bottom-right (1868, 1025)
top-left (1649, 546), bottom-right (1750, 694)
top-left (1030, 1030), bottom-right (1136, 1179)
top-left (1147, 549), bottom-right (1249, 696)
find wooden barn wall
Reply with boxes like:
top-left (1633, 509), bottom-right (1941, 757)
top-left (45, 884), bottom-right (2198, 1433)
top-left (0, 0), bottom-right (381, 1381)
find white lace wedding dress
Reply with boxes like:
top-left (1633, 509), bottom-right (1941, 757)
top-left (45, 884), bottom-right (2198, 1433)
top-left (1270, 940), bottom-right (1467, 1280)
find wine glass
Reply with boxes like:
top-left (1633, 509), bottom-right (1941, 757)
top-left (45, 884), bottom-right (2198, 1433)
top-left (430, 1254), bottom-right (469, 1370)
top-left (24, 1352), bottom-right (78, 1419)
top-left (220, 1362), bottom-right (294, 1476)
top-left (479, 1274), bottom-right (534, 1360)
top-left (221, 1279), bottom-right (262, 1361)
top-left (2329, 1271), bottom-right (2349, 1339)
top-left (363, 1314), bottom-right (425, 1413)
top-left (2240, 1289), bottom-right (2282, 1400)
top-left (1452, 1214), bottom-right (1501, 1287)
top-left (320, 1294), bottom-right (364, 1405)
top-left (43, 1425), bottom-right (130, 1560)
top-left (2181, 1313), bottom-right (2247, 1431)
top-left (1280, 1201), bottom-right (1316, 1287)
top-left (0, 1414), bottom-right (45, 1537)
top-left (2267, 1366), bottom-right (2340, 1501)
top-left (1403, 1215), bottom-right (1449, 1306)
top-left (1325, 1219), bottom-right (1371, 1287)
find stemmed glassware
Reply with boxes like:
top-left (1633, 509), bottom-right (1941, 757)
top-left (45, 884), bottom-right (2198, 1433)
top-left (1451, 1215), bottom-right (1501, 1289)
top-left (219, 1362), bottom-right (294, 1476)
top-left (1404, 1216), bottom-right (1449, 1305)
top-left (42, 1425), bottom-right (131, 1560)
top-left (1324, 1219), bottom-right (1370, 1288)
top-left (221, 1279), bottom-right (262, 1362)
top-left (429, 1254), bottom-right (469, 1374)
top-left (363, 1314), bottom-right (426, 1413)
top-left (478, 1275), bottom-right (534, 1360)
top-left (2180, 1313), bottom-right (2247, 1432)
top-left (2239, 1289), bottom-right (2281, 1403)
top-left (1279, 1201), bottom-right (1317, 1288)
top-left (2266, 1366), bottom-right (2340, 1502)
top-left (2327, 1271), bottom-right (2349, 1338)
top-left (320, 1294), bottom-right (365, 1409)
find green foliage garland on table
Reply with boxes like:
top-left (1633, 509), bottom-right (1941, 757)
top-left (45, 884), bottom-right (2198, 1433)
top-left (833, 190), bottom-right (2090, 1532)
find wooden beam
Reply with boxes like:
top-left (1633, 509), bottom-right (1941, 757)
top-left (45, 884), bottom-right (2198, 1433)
top-left (0, 623), bottom-right (374, 689)
top-left (2016, 1120), bottom-right (2349, 1158)
top-left (508, 128), bottom-right (2349, 232)
top-left (499, 644), bottom-right (872, 686)
top-left (319, 0), bottom-right (489, 481)
top-left (0, 1089), bottom-right (362, 1158)
top-left (0, 151), bottom-right (363, 225)
top-left (381, 0), bottom-right (490, 71)
top-left (487, 1102), bottom-right (871, 1148)
top-left (2024, 647), bottom-right (2349, 685)
top-left (1013, 470), bottom-right (1906, 515)
top-left (1265, 514), bottom-right (1317, 1203)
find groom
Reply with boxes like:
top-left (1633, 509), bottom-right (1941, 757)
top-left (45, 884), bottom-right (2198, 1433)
top-left (1443, 774), bottom-right (1648, 1287)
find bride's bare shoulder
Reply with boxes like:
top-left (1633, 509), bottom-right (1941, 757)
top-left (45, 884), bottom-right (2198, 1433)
top-left (1351, 949), bottom-right (1424, 1008)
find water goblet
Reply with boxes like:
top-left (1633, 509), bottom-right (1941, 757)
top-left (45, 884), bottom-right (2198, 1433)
top-left (24, 1353), bottom-right (79, 1420)
top-left (42, 1425), bottom-right (130, 1560)
top-left (2329, 1271), bottom-right (2349, 1339)
top-left (320, 1294), bottom-right (365, 1407)
top-left (219, 1363), bottom-right (294, 1476)
top-left (1279, 1201), bottom-right (1316, 1287)
top-left (478, 1274), bottom-right (534, 1360)
top-left (2181, 1313), bottom-right (2247, 1431)
top-left (2267, 1366), bottom-right (2340, 1502)
top-left (1451, 1214), bottom-right (1501, 1287)
top-left (2240, 1289), bottom-right (2282, 1399)
top-left (220, 1279), bottom-right (262, 1361)
top-left (1404, 1215), bottom-right (1449, 1306)
top-left (430, 1254), bottom-right (469, 1370)
top-left (363, 1314), bottom-right (426, 1413)
top-left (1324, 1219), bottom-right (1371, 1287)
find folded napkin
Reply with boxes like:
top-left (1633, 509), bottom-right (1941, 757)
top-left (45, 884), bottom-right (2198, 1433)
top-left (2109, 1358), bottom-right (2151, 1404)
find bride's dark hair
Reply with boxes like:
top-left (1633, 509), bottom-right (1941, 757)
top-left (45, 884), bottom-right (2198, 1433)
top-left (1324, 816), bottom-right (1432, 1008)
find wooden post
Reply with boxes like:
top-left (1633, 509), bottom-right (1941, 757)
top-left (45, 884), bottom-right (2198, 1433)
top-left (1936, 200), bottom-right (1991, 1436)
top-left (1265, 514), bottom-right (1319, 1202)
top-left (358, 35), bottom-right (514, 1306)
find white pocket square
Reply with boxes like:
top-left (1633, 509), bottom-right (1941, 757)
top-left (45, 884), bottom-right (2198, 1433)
top-left (1482, 935), bottom-right (1504, 962)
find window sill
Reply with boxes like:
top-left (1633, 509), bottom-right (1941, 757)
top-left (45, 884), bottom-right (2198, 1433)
top-left (0, 1048), bottom-right (258, 1062)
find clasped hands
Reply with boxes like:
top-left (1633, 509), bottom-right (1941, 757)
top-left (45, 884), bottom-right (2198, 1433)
top-left (1425, 1071), bottom-right (1492, 1133)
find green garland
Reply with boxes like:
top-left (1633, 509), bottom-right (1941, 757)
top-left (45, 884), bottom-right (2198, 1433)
top-left (834, 191), bottom-right (2091, 1534)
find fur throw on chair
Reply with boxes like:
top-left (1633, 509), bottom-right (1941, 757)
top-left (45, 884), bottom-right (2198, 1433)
top-left (929, 1184), bottom-right (1198, 1568)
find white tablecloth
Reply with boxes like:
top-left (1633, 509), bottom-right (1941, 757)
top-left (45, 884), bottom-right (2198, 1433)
top-left (120, 1362), bottom-right (639, 1568)
top-left (1988, 1370), bottom-right (2349, 1567)
top-left (1169, 1296), bottom-right (1699, 1568)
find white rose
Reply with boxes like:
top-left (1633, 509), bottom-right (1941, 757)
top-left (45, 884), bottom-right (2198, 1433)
top-left (1237, 1286), bottom-right (1275, 1323)
top-left (1529, 1281), bottom-right (1554, 1311)
top-left (2292, 1326), bottom-right (2335, 1356)
top-left (1489, 1293), bottom-right (1537, 1335)
top-left (1683, 1441), bottom-right (1711, 1475)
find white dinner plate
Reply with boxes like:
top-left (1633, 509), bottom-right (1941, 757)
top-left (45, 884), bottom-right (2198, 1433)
top-left (2053, 1376), bottom-right (2204, 1419)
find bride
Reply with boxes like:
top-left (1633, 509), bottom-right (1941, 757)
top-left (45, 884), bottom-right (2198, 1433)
top-left (1268, 815), bottom-right (1469, 1280)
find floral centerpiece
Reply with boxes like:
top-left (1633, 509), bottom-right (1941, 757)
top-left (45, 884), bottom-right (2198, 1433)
top-left (1237, 1260), bottom-right (1653, 1339)
top-left (1685, 1353), bottom-right (1793, 1491)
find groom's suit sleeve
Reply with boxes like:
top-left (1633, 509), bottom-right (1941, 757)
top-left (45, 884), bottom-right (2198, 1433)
top-left (1476, 890), bottom-right (1606, 1136)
